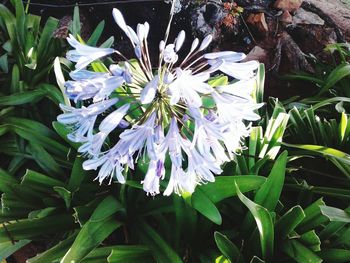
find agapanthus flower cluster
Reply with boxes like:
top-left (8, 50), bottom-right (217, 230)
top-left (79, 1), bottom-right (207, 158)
top-left (57, 6), bottom-right (262, 196)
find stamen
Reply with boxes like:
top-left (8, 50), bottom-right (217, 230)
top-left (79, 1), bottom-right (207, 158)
top-left (184, 55), bottom-right (204, 70)
top-left (192, 62), bottom-right (209, 74)
top-left (180, 38), bottom-right (199, 67)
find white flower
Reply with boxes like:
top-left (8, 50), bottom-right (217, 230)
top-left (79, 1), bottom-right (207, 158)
top-left (83, 155), bottom-right (125, 184)
top-left (204, 51), bottom-right (246, 62)
top-left (140, 76), bottom-right (159, 104)
top-left (142, 158), bottom-right (166, 196)
top-left (116, 113), bottom-right (157, 159)
top-left (161, 118), bottom-right (222, 196)
top-left (58, 7), bottom-right (263, 196)
top-left (205, 51), bottom-right (259, 80)
top-left (168, 68), bottom-right (213, 108)
top-left (199, 35), bottom-right (213, 51)
top-left (190, 38), bottom-right (199, 53)
top-left (57, 98), bottom-right (118, 142)
top-left (219, 61), bottom-right (260, 80)
top-left (186, 147), bottom-right (221, 184)
top-left (212, 91), bottom-right (262, 123)
top-left (222, 121), bottom-right (251, 156)
top-left (191, 109), bottom-right (230, 164)
top-left (175, 30), bottom-right (185, 52)
top-left (70, 70), bottom-right (109, 80)
top-left (112, 8), bottom-right (128, 33)
top-left (112, 9), bottom-right (139, 47)
top-left (164, 166), bottom-right (193, 196)
top-left (66, 34), bottom-right (115, 71)
top-left (109, 64), bottom-right (133, 83)
top-left (65, 74), bottom-right (124, 103)
top-left (161, 118), bottom-right (188, 167)
top-left (79, 104), bottom-right (130, 155)
top-left (163, 44), bottom-right (178, 64)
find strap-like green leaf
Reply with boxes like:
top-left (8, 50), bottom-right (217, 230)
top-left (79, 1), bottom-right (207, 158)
top-left (138, 222), bottom-right (182, 263)
top-left (282, 239), bottom-right (322, 263)
top-left (317, 249), bottom-right (350, 263)
top-left (191, 189), bottom-right (222, 225)
top-left (107, 246), bottom-right (153, 263)
top-left (236, 183), bottom-right (274, 260)
top-left (214, 231), bottom-right (244, 263)
top-left (27, 232), bottom-right (78, 263)
top-left (254, 151), bottom-right (288, 211)
top-left (61, 196), bottom-right (124, 263)
top-left (197, 175), bottom-right (266, 203)
top-left (275, 205), bottom-right (305, 239)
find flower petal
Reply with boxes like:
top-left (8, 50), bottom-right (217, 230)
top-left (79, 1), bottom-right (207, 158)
top-left (140, 76), bottom-right (158, 104)
top-left (175, 30), bottom-right (185, 52)
top-left (99, 103), bottom-right (130, 132)
top-left (199, 35), bottom-right (212, 51)
top-left (112, 8), bottom-right (128, 33)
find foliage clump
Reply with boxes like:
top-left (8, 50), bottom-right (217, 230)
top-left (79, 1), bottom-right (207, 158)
top-left (0, 1), bottom-right (350, 262)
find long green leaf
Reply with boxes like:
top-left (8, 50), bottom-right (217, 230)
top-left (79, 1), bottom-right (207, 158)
top-left (254, 151), bottom-right (287, 211)
top-left (87, 20), bottom-right (105, 46)
top-left (282, 240), bottom-right (322, 263)
top-left (0, 89), bottom-right (47, 105)
top-left (61, 196), bottom-right (124, 263)
top-left (255, 63), bottom-right (265, 104)
top-left (300, 230), bottom-right (321, 252)
top-left (0, 4), bottom-right (16, 42)
top-left (191, 189), bottom-right (222, 225)
top-left (320, 63), bottom-right (350, 94)
top-left (107, 246), bottom-right (153, 263)
top-left (296, 198), bottom-right (328, 234)
top-left (275, 205), bottom-right (305, 239)
top-left (214, 231), bottom-right (244, 263)
top-left (68, 156), bottom-right (88, 192)
top-left (138, 222), bottom-right (182, 263)
top-left (21, 169), bottom-right (66, 192)
top-left (283, 142), bottom-right (350, 165)
top-left (242, 151), bottom-right (287, 236)
top-left (0, 214), bottom-right (76, 242)
top-left (318, 249), bottom-right (350, 263)
top-left (236, 183), bottom-right (274, 260)
top-left (197, 175), bottom-right (266, 203)
top-left (27, 232), bottom-right (78, 263)
top-left (36, 17), bottom-right (59, 65)
top-left (320, 206), bottom-right (350, 223)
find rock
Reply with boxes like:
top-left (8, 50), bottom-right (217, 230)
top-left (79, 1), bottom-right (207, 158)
top-left (247, 13), bottom-right (269, 36)
top-left (293, 8), bottom-right (324, 25)
top-left (280, 10), bottom-right (293, 23)
top-left (280, 32), bottom-right (314, 72)
top-left (287, 24), bottom-right (337, 54)
top-left (235, 0), bottom-right (272, 8)
top-left (244, 46), bottom-right (269, 64)
top-left (190, 0), bottom-right (224, 39)
top-left (274, 0), bottom-right (303, 12)
top-left (303, 0), bottom-right (350, 41)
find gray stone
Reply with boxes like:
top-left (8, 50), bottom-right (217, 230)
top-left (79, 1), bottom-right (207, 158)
top-left (293, 8), bottom-right (325, 25)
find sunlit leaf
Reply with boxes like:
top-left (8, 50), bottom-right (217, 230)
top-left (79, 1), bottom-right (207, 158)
top-left (236, 183), bottom-right (274, 260)
top-left (214, 231), bottom-right (244, 263)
